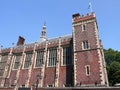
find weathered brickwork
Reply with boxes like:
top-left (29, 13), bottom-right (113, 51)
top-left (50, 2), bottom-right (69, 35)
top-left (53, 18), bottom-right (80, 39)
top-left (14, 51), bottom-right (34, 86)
top-left (0, 12), bottom-right (108, 90)
top-left (72, 13), bottom-right (108, 86)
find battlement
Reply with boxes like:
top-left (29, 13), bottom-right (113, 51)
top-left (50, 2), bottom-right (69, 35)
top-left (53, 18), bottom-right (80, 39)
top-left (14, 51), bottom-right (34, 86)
top-left (72, 12), bottom-right (96, 24)
top-left (0, 48), bottom-right (10, 54)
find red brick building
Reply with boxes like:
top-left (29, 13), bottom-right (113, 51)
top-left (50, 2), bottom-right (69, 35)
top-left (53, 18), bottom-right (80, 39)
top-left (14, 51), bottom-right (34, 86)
top-left (0, 12), bottom-right (108, 89)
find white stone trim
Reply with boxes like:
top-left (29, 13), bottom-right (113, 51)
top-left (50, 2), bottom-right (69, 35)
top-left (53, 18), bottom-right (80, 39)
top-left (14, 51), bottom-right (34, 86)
top-left (33, 52), bottom-right (37, 68)
top-left (101, 48), bottom-right (109, 86)
top-left (97, 49), bottom-right (105, 85)
top-left (26, 44), bottom-right (37, 87)
top-left (61, 47), bottom-right (63, 66)
top-left (14, 46), bottom-right (26, 86)
top-left (72, 25), bottom-right (77, 86)
top-left (46, 49), bottom-right (49, 67)
top-left (94, 22), bottom-right (100, 48)
top-left (7, 55), bottom-right (15, 78)
top-left (0, 55), bottom-right (1, 62)
top-left (72, 19), bottom-right (96, 27)
top-left (55, 37), bottom-right (61, 87)
top-left (41, 40), bottom-right (48, 87)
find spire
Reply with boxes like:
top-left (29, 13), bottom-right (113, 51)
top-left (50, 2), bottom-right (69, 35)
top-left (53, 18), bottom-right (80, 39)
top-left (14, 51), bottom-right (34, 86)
top-left (39, 22), bottom-right (47, 42)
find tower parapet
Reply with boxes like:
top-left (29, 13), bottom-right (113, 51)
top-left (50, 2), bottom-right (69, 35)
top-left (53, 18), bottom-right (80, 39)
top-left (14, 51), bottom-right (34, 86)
top-left (72, 12), bottom-right (95, 24)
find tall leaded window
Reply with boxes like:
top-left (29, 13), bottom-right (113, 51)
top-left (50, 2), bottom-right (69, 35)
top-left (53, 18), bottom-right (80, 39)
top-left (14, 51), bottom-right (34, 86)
top-left (0, 55), bottom-right (8, 76)
top-left (14, 54), bottom-right (22, 69)
top-left (83, 40), bottom-right (89, 50)
top-left (63, 46), bottom-right (72, 65)
top-left (35, 50), bottom-right (44, 67)
top-left (24, 53), bottom-right (33, 69)
top-left (48, 48), bottom-right (57, 67)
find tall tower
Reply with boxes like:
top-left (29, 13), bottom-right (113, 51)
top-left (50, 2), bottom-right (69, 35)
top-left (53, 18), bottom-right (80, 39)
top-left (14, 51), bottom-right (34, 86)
top-left (39, 23), bottom-right (47, 42)
top-left (72, 13), bottom-right (108, 86)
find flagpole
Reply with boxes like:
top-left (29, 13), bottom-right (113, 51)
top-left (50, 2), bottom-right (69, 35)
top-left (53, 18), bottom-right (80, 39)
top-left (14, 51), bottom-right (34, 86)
top-left (89, 2), bottom-right (93, 13)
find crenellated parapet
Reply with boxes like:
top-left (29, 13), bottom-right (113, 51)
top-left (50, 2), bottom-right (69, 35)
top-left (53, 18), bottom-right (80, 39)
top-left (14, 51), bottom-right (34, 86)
top-left (0, 48), bottom-right (11, 54)
top-left (72, 12), bottom-right (96, 24)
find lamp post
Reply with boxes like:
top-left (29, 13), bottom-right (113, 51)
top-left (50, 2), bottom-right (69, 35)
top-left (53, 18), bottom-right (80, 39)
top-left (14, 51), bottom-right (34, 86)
top-left (36, 75), bottom-right (40, 90)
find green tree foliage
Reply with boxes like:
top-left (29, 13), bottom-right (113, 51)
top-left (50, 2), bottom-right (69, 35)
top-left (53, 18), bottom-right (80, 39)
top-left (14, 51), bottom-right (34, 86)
top-left (104, 48), bottom-right (120, 86)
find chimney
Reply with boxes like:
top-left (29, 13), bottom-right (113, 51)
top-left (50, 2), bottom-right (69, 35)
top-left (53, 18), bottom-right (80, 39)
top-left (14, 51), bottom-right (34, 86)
top-left (17, 36), bottom-right (25, 46)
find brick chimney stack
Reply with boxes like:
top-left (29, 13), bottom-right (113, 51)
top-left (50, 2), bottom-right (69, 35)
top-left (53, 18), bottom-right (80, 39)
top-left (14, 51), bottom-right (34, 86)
top-left (17, 36), bottom-right (25, 46)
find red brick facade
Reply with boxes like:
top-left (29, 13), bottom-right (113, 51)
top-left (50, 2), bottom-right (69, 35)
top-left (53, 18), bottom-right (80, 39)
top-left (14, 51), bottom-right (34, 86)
top-left (0, 12), bottom-right (108, 90)
top-left (72, 13), bottom-right (108, 86)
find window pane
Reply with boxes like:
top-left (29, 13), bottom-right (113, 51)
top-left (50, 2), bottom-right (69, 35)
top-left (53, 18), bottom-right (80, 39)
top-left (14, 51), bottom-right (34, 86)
top-left (48, 48), bottom-right (57, 67)
top-left (14, 55), bottom-right (21, 69)
top-left (0, 55), bottom-right (8, 76)
top-left (83, 41), bottom-right (89, 49)
top-left (24, 53), bottom-right (33, 68)
top-left (35, 50), bottom-right (44, 67)
top-left (63, 47), bottom-right (72, 65)
top-left (86, 66), bottom-right (90, 76)
top-left (83, 24), bottom-right (86, 30)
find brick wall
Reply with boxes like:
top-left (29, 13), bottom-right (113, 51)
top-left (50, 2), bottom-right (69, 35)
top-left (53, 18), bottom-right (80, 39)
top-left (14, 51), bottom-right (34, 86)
top-left (72, 13), bottom-right (108, 86)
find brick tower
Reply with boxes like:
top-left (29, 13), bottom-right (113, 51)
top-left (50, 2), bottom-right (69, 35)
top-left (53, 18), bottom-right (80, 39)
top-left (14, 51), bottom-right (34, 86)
top-left (72, 13), bottom-right (108, 86)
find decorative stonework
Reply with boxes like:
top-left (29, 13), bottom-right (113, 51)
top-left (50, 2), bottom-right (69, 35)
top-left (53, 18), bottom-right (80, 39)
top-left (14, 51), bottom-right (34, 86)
top-left (41, 41), bottom-right (48, 87)
top-left (14, 46), bottom-right (26, 86)
top-left (97, 49), bottom-right (105, 85)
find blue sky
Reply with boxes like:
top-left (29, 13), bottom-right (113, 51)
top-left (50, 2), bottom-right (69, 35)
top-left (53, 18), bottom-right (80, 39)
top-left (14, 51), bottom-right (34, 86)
top-left (0, 0), bottom-right (120, 51)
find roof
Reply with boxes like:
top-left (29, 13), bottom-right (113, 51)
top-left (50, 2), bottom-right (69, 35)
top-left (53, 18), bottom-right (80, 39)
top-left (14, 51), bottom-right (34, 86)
top-left (1, 34), bottom-right (72, 52)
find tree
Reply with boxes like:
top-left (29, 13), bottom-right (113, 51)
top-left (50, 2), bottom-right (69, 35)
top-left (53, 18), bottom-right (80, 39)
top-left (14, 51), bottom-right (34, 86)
top-left (109, 61), bottom-right (120, 85)
top-left (104, 48), bottom-right (120, 86)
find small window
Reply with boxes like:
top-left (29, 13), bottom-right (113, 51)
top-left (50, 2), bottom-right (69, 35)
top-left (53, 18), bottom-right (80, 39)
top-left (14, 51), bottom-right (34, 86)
top-left (64, 84), bottom-right (71, 87)
top-left (82, 41), bottom-right (89, 50)
top-left (82, 24), bottom-right (86, 31)
top-left (48, 84), bottom-right (53, 87)
top-left (22, 84), bottom-right (25, 88)
top-left (85, 65), bottom-right (90, 76)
